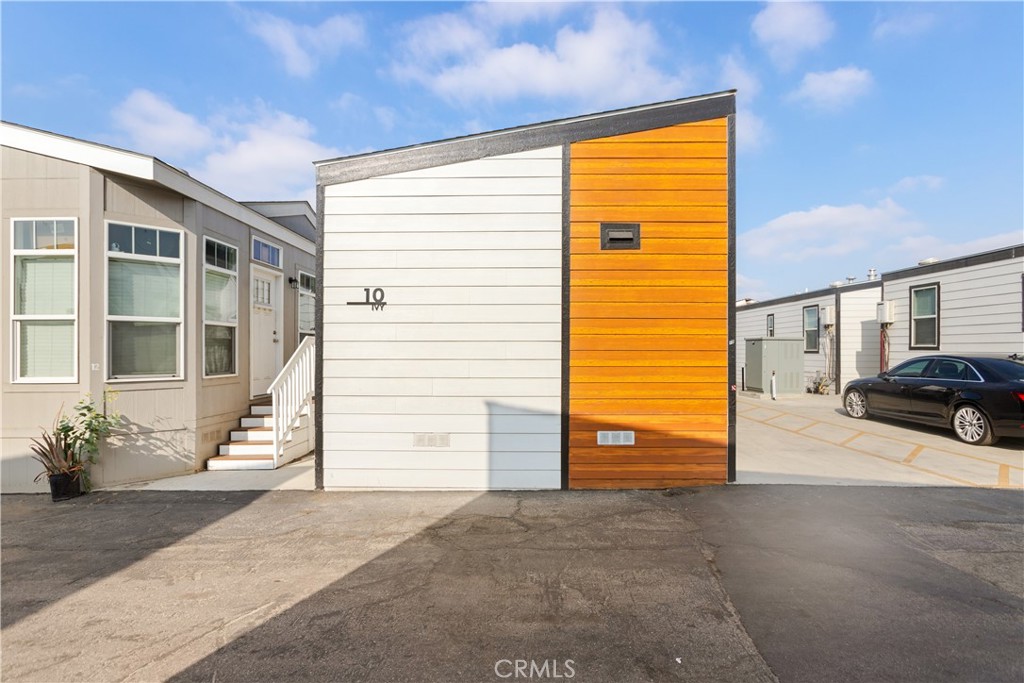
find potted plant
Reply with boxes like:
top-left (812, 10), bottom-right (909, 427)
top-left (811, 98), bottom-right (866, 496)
top-left (30, 392), bottom-right (120, 502)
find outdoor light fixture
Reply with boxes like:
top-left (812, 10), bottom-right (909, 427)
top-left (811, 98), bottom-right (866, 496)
top-left (288, 276), bottom-right (299, 290)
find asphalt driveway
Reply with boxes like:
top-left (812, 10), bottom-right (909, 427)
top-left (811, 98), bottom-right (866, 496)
top-left (2, 486), bottom-right (1021, 682)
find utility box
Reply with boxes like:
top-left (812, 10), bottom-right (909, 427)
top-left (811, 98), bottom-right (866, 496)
top-left (745, 338), bottom-right (804, 394)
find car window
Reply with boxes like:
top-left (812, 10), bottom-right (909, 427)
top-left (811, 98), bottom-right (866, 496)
top-left (983, 359), bottom-right (1024, 381)
top-left (925, 359), bottom-right (970, 381)
top-left (890, 359), bottom-right (932, 378)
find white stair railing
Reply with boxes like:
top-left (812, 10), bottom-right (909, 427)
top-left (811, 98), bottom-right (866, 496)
top-left (268, 336), bottom-right (316, 467)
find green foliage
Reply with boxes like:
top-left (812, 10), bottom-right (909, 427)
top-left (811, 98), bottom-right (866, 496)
top-left (31, 392), bottom-right (121, 488)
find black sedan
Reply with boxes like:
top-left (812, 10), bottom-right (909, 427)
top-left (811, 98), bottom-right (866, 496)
top-left (842, 354), bottom-right (1024, 445)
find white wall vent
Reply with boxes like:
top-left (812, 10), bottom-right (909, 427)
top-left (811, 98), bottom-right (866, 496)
top-left (597, 431), bottom-right (635, 446)
top-left (413, 433), bottom-right (451, 448)
top-left (876, 301), bottom-right (896, 324)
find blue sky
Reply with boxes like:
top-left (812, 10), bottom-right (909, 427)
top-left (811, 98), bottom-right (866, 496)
top-left (2, 1), bottom-right (1021, 299)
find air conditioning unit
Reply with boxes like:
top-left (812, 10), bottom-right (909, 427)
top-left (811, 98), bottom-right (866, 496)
top-left (876, 301), bottom-right (896, 324)
top-left (821, 305), bottom-right (836, 326)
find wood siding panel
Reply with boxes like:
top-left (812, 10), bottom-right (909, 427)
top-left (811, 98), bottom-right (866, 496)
top-left (568, 119), bottom-right (730, 489)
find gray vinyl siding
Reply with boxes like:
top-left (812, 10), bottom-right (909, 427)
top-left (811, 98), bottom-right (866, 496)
top-left (885, 256), bottom-right (1024, 368)
top-left (321, 147), bottom-right (563, 490)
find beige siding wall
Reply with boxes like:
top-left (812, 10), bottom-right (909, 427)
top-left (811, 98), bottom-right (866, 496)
top-left (838, 286), bottom-right (882, 385)
top-left (2, 146), bottom-right (315, 491)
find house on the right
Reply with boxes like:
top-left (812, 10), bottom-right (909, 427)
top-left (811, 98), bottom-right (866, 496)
top-left (880, 244), bottom-right (1024, 369)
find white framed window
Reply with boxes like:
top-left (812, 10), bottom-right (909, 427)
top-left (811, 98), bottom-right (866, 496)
top-left (910, 283), bottom-right (940, 349)
top-left (297, 271), bottom-right (316, 339)
top-left (204, 238), bottom-right (238, 377)
top-left (11, 218), bottom-right (78, 382)
top-left (106, 222), bottom-right (183, 380)
top-left (252, 236), bottom-right (281, 268)
top-left (766, 314), bottom-right (775, 338)
top-left (802, 305), bottom-right (819, 353)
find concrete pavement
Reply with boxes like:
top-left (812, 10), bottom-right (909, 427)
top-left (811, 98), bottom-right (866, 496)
top-left (738, 394), bottom-right (1023, 488)
top-left (3, 487), bottom-right (1021, 682)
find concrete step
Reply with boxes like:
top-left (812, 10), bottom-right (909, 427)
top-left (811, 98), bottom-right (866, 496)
top-left (218, 440), bottom-right (273, 457)
top-left (230, 427), bottom-right (271, 442)
top-left (206, 455), bottom-right (275, 471)
top-left (251, 404), bottom-right (273, 416)
top-left (241, 415), bottom-right (273, 428)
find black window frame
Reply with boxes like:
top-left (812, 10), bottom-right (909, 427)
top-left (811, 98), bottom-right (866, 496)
top-left (802, 305), bottom-right (819, 353)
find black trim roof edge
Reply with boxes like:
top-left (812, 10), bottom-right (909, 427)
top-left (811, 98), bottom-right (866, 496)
top-left (882, 244), bottom-right (1023, 282)
top-left (316, 90), bottom-right (736, 185)
top-left (738, 280), bottom-right (881, 312)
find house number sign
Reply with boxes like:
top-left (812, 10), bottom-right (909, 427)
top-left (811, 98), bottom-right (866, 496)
top-left (346, 287), bottom-right (387, 311)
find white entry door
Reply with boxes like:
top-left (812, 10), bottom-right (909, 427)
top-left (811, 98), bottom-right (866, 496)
top-left (250, 267), bottom-right (283, 397)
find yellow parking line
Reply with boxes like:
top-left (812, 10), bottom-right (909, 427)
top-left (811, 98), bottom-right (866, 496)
top-left (903, 445), bottom-right (925, 464)
top-left (838, 432), bottom-right (864, 447)
top-left (998, 465), bottom-right (1010, 487)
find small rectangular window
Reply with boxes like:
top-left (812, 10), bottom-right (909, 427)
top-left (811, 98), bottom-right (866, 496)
top-left (766, 314), bottom-right (775, 338)
top-left (803, 305), bottom-right (819, 353)
top-left (12, 219), bottom-right (78, 382)
top-left (910, 284), bottom-right (940, 349)
top-left (252, 237), bottom-right (281, 268)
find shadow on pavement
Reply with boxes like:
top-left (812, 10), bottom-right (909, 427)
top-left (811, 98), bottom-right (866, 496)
top-left (1, 490), bottom-right (266, 628)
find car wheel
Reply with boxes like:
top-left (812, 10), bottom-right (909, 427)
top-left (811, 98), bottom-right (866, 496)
top-left (951, 404), bottom-right (998, 446)
top-left (844, 389), bottom-right (868, 419)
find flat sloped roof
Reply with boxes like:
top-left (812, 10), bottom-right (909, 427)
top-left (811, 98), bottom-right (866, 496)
top-left (315, 90), bottom-right (735, 185)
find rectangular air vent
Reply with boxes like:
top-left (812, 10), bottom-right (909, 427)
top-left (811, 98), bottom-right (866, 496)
top-left (413, 433), bottom-right (451, 448)
top-left (597, 431), bottom-right (635, 446)
top-left (600, 223), bottom-right (641, 250)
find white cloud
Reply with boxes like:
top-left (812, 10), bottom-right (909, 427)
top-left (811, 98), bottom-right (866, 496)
top-left (889, 175), bottom-right (945, 194)
top-left (742, 198), bottom-right (924, 263)
top-left (240, 9), bottom-right (364, 78)
top-left (112, 89), bottom-right (215, 157)
top-left (373, 106), bottom-right (398, 132)
top-left (111, 90), bottom-right (338, 202)
top-left (885, 232), bottom-right (1023, 266)
top-left (752, 2), bottom-right (834, 70)
top-left (736, 273), bottom-right (774, 302)
top-left (736, 108), bottom-right (768, 152)
top-left (789, 66), bottom-right (873, 111)
top-left (468, 1), bottom-right (571, 27)
top-left (873, 11), bottom-right (936, 41)
top-left (395, 7), bottom-right (693, 109)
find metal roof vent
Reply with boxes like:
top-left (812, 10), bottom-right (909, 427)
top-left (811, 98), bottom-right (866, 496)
top-left (918, 257), bottom-right (939, 266)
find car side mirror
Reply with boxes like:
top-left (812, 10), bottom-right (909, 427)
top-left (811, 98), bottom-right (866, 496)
top-left (877, 372), bottom-right (890, 380)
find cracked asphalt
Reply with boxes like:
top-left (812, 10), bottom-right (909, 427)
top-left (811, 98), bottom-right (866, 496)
top-left (2, 486), bottom-right (1022, 682)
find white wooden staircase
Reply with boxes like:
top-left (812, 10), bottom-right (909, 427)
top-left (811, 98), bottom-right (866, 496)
top-left (206, 337), bottom-right (316, 471)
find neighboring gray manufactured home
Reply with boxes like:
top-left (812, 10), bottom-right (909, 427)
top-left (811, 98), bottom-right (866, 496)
top-left (879, 245), bottom-right (1023, 369)
top-left (736, 280), bottom-right (883, 394)
top-left (1, 122), bottom-right (316, 492)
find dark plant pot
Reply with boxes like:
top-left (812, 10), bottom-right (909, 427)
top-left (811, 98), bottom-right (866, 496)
top-left (48, 473), bottom-right (82, 502)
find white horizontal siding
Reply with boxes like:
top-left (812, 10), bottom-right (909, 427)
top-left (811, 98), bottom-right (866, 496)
top-left (322, 147), bottom-right (563, 490)
top-left (324, 231), bottom-right (561, 251)
top-left (321, 396), bottom-right (562, 416)
top-left (323, 268), bottom-right (560, 287)
top-left (323, 468), bottom-right (562, 490)
top-left (885, 256), bottom-right (1024, 367)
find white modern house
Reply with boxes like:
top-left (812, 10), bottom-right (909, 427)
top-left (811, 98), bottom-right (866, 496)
top-left (1, 122), bottom-right (317, 493)
top-left (736, 279), bottom-right (883, 394)
top-left (879, 245), bottom-right (1024, 369)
